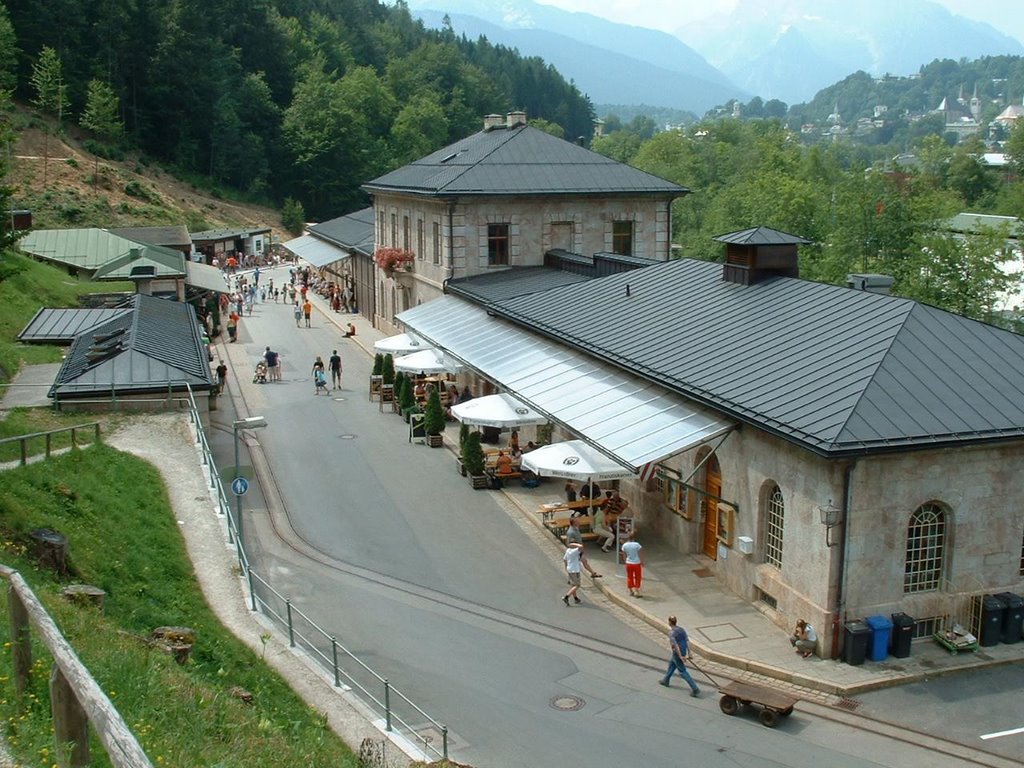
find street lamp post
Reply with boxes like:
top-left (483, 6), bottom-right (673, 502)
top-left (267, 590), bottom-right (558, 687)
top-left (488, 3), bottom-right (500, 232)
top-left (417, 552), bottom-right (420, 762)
top-left (232, 416), bottom-right (267, 546)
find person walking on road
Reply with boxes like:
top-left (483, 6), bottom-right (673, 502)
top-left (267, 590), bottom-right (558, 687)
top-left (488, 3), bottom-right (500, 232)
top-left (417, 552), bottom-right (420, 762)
top-left (302, 298), bottom-right (312, 328)
top-left (562, 542), bottom-right (584, 605)
top-left (293, 302), bottom-right (302, 328)
top-left (565, 520), bottom-right (602, 579)
top-left (215, 360), bottom-right (227, 392)
top-left (621, 531), bottom-right (644, 597)
top-left (329, 349), bottom-right (343, 390)
top-left (264, 346), bottom-right (280, 382)
top-left (659, 615), bottom-right (700, 697)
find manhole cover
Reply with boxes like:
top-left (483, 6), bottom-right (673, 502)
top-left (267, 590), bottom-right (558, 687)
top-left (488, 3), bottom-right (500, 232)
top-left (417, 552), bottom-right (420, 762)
top-left (339, 434), bottom-right (357, 440)
top-left (549, 694), bottom-right (585, 711)
top-left (333, 397), bottom-right (346, 402)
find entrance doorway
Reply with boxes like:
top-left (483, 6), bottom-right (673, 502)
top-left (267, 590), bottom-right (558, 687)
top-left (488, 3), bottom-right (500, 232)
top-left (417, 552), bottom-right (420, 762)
top-left (700, 453), bottom-right (722, 559)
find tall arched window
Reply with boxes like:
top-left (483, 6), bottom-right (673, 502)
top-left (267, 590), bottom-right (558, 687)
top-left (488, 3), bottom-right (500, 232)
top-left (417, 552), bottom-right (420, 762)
top-left (763, 484), bottom-right (785, 569)
top-left (904, 503), bottom-right (947, 593)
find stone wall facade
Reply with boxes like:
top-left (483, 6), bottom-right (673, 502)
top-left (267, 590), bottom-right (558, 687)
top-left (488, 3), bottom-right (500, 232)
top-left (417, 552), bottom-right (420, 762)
top-left (370, 192), bottom-right (673, 330)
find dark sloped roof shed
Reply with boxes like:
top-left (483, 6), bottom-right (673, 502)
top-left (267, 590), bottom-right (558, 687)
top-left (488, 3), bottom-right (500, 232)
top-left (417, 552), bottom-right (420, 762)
top-left (50, 294), bottom-right (214, 399)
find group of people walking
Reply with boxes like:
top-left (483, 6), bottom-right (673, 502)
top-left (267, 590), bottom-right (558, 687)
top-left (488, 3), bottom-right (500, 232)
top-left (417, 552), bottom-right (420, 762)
top-left (311, 350), bottom-right (344, 394)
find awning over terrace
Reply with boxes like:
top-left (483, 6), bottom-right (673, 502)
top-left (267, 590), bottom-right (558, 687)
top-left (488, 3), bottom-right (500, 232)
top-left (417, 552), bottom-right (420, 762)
top-left (397, 296), bottom-right (734, 470)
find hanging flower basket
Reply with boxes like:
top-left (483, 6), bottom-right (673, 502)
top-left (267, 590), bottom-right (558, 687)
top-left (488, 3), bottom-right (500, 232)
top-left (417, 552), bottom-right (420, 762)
top-left (375, 248), bottom-right (415, 276)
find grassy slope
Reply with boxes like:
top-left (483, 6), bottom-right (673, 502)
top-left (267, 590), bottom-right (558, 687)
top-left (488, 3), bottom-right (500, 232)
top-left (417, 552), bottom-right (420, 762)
top-left (0, 444), bottom-right (358, 767)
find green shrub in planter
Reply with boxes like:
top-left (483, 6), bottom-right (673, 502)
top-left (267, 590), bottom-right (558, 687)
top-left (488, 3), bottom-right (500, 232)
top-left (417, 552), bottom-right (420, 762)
top-left (382, 354), bottom-right (395, 385)
top-left (423, 388), bottom-right (445, 436)
top-left (462, 431), bottom-right (486, 477)
top-left (399, 376), bottom-right (416, 414)
top-left (394, 371), bottom-right (406, 402)
top-left (459, 422), bottom-right (470, 452)
top-left (372, 353), bottom-right (384, 376)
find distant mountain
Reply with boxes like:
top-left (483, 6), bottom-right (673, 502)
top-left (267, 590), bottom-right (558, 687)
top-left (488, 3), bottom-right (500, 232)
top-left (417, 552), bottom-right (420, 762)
top-left (678, 0), bottom-right (1024, 104)
top-left (405, 0), bottom-right (747, 114)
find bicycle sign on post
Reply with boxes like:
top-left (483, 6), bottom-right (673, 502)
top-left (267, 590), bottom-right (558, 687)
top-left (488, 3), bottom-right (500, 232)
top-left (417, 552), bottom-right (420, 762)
top-left (231, 477), bottom-right (249, 496)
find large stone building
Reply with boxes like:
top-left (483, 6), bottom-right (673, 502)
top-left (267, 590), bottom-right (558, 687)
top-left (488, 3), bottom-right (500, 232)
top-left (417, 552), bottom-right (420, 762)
top-left (362, 111), bottom-right (687, 332)
top-left (397, 228), bottom-right (1024, 657)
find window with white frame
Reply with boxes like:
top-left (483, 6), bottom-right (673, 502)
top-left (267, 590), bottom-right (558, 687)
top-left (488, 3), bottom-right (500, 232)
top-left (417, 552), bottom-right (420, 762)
top-left (904, 502), bottom-right (947, 593)
top-left (390, 213), bottom-right (397, 246)
top-left (763, 484), bottom-right (785, 569)
top-left (417, 219), bottom-right (425, 260)
top-left (402, 215), bottom-right (410, 250)
top-left (432, 221), bottom-right (441, 265)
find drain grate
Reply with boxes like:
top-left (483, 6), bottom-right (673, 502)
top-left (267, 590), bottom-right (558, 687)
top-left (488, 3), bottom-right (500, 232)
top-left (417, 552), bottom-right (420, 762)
top-left (338, 434), bottom-right (357, 440)
top-left (835, 697), bottom-right (861, 711)
top-left (549, 694), bottom-right (585, 711)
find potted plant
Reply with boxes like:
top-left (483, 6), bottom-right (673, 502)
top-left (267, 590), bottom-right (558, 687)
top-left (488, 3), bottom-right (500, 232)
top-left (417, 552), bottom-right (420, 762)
top-left (370, 353), bottom-right (384, 399)
top-left (462, 431), bottom-right (488, 489)
top-left (381, 353), bottom-right (396, 404)
top-left (456, 422), bottom-right (470, 475)
top-left (423, 388), bottom-right (445, 447)
top-left (398, 376), bottom-right (417, 421)
top-left (394, 371), bottom-right (406, 411)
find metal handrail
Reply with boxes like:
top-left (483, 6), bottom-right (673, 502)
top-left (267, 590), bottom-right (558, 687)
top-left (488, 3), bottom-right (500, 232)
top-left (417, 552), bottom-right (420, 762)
top-left (0, 422), bottom-right (102, 465)
top-left (178, 388), bottom-right (449, 760)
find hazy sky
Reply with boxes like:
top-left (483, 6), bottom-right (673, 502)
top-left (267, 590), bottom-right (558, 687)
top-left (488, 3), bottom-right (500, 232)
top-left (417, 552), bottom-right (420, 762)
top-left (535, 0), bottom-right (1024, 45)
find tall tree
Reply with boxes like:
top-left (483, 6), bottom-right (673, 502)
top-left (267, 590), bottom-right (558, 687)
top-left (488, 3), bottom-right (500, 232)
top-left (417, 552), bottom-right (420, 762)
top-left (30, 45), bottom-right (68, 123)
top-left (0, 2), bottom-right (17, 92)
top-left (80, 78), bottom-right (122, 141)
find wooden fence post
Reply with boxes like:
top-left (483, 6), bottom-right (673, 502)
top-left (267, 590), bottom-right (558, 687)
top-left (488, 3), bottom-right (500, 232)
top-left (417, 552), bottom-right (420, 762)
top-left (50, 665), bottom-right (90, 768)
top-left (8, 585), bottom-right (31, 703)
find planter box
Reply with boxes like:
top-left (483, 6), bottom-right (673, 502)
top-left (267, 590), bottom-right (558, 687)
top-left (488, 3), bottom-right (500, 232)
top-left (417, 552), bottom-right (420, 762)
top-left (469, 474), bottom-right (489, 490)
top-left (456, 457), bottom-right (467, 476)
top-left (426, 433), bottom-right (444, 448)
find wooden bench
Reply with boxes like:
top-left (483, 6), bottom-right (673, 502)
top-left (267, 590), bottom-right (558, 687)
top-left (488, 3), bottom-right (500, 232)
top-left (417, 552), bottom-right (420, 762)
top-left (545, 512), bottom-right (618, 539)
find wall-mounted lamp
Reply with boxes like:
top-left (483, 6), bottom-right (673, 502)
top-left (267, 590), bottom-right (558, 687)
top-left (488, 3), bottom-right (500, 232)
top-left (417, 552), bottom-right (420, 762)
top-left (818, 499), bottom-right (842, 547)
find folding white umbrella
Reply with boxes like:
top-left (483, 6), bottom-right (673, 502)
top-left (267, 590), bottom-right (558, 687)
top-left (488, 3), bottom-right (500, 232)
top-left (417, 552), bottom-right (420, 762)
top-left (393, 348), bottom-right (461, 375)
top-left (373, 332), bottom-right (433, 355)
top-left (451, 393), bottom-right (547, 428)
top-left (520, 439), bottom-right (634, 482)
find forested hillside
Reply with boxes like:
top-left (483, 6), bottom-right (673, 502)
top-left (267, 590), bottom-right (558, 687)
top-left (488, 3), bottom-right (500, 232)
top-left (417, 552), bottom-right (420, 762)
top-left (1, 0), bottom-right (594, 220)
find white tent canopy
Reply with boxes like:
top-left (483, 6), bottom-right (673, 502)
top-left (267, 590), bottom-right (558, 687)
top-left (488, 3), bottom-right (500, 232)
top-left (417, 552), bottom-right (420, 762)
top-left (451, 393), bottom-right (547, 428)
top-left (520, 440), bottom-right (634, 482)
top-left (393, 348), bottom-right (461, 375)
top-left (374, 332), bottom-right (433, 355)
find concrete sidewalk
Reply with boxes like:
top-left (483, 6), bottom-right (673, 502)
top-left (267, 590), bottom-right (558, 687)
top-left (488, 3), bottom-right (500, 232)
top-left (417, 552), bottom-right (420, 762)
top-left (308, 286), bottom-right (1024, 701)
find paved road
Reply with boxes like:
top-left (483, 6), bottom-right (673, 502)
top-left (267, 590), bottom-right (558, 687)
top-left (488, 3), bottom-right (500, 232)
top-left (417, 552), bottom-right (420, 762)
top-left (218, 265), bottom-right (1008, 768)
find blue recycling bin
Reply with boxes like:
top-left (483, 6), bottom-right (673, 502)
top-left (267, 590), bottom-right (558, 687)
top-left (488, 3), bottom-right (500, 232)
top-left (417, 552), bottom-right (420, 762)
top-left (865, 614), bottom-right (893, 661)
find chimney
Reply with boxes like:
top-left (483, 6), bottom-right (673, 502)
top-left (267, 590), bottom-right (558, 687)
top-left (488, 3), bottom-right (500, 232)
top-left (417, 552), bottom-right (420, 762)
top-left (846, 273), bottom-right (894, 295)
top-left (483, 114), bottom-right (504, 131)
top-left (507, 110), bottom-right (527, 128)
top-left (714, 227), bottom-right (809, 286)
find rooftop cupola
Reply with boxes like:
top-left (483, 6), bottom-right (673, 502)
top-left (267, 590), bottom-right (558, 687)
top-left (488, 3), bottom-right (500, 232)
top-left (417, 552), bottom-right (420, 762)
top-left (714, 226), bottom-right (810, 286)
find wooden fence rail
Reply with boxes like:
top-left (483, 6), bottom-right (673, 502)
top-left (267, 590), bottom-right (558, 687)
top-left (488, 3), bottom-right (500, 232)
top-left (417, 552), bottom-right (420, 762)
top-left (0, 422), bottom-right (102, 466)
top-left (1, 565), bottom-right (152, 768)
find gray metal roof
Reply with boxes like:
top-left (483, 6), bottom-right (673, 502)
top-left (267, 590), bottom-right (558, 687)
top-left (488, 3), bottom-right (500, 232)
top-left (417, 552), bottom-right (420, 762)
top-left (190, 227), bottom-right (271, 241)
top-left (713, 226), bottom-right (812, 246)
top-left (363, 125), bottom-right (688, 198)
top-left (283, 234), bottom-right (347, 267)
top-left (50, 294), bottom-right (214, 398)
top-left (18, 305), bottom-right (134, 344)
top-left (488, 258), bottom-right (1024, 456)
top-left (308, 207), bottom-right (375, 255)
top-left (108, 226), bottom-right (191, 250)
top-left (446, 266), bottom-right (592, 305)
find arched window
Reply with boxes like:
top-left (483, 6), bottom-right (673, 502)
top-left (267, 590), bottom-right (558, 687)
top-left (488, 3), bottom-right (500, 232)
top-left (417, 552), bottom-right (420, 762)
top-left (763, 484), bottom-right (785, 569)
top-left (904, 503), bottom-right (947, 593)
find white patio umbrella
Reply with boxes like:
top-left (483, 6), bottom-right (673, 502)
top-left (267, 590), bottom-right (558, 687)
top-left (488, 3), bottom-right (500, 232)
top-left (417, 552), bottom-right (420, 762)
top-left (451, 392), bottom-right (548, 428)
top-left (520, 439), bottom-right (634, 482)
top-left (373, 332), bottom-right (433, 355)
top-left (393, 348), bottom-right (461, 375)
